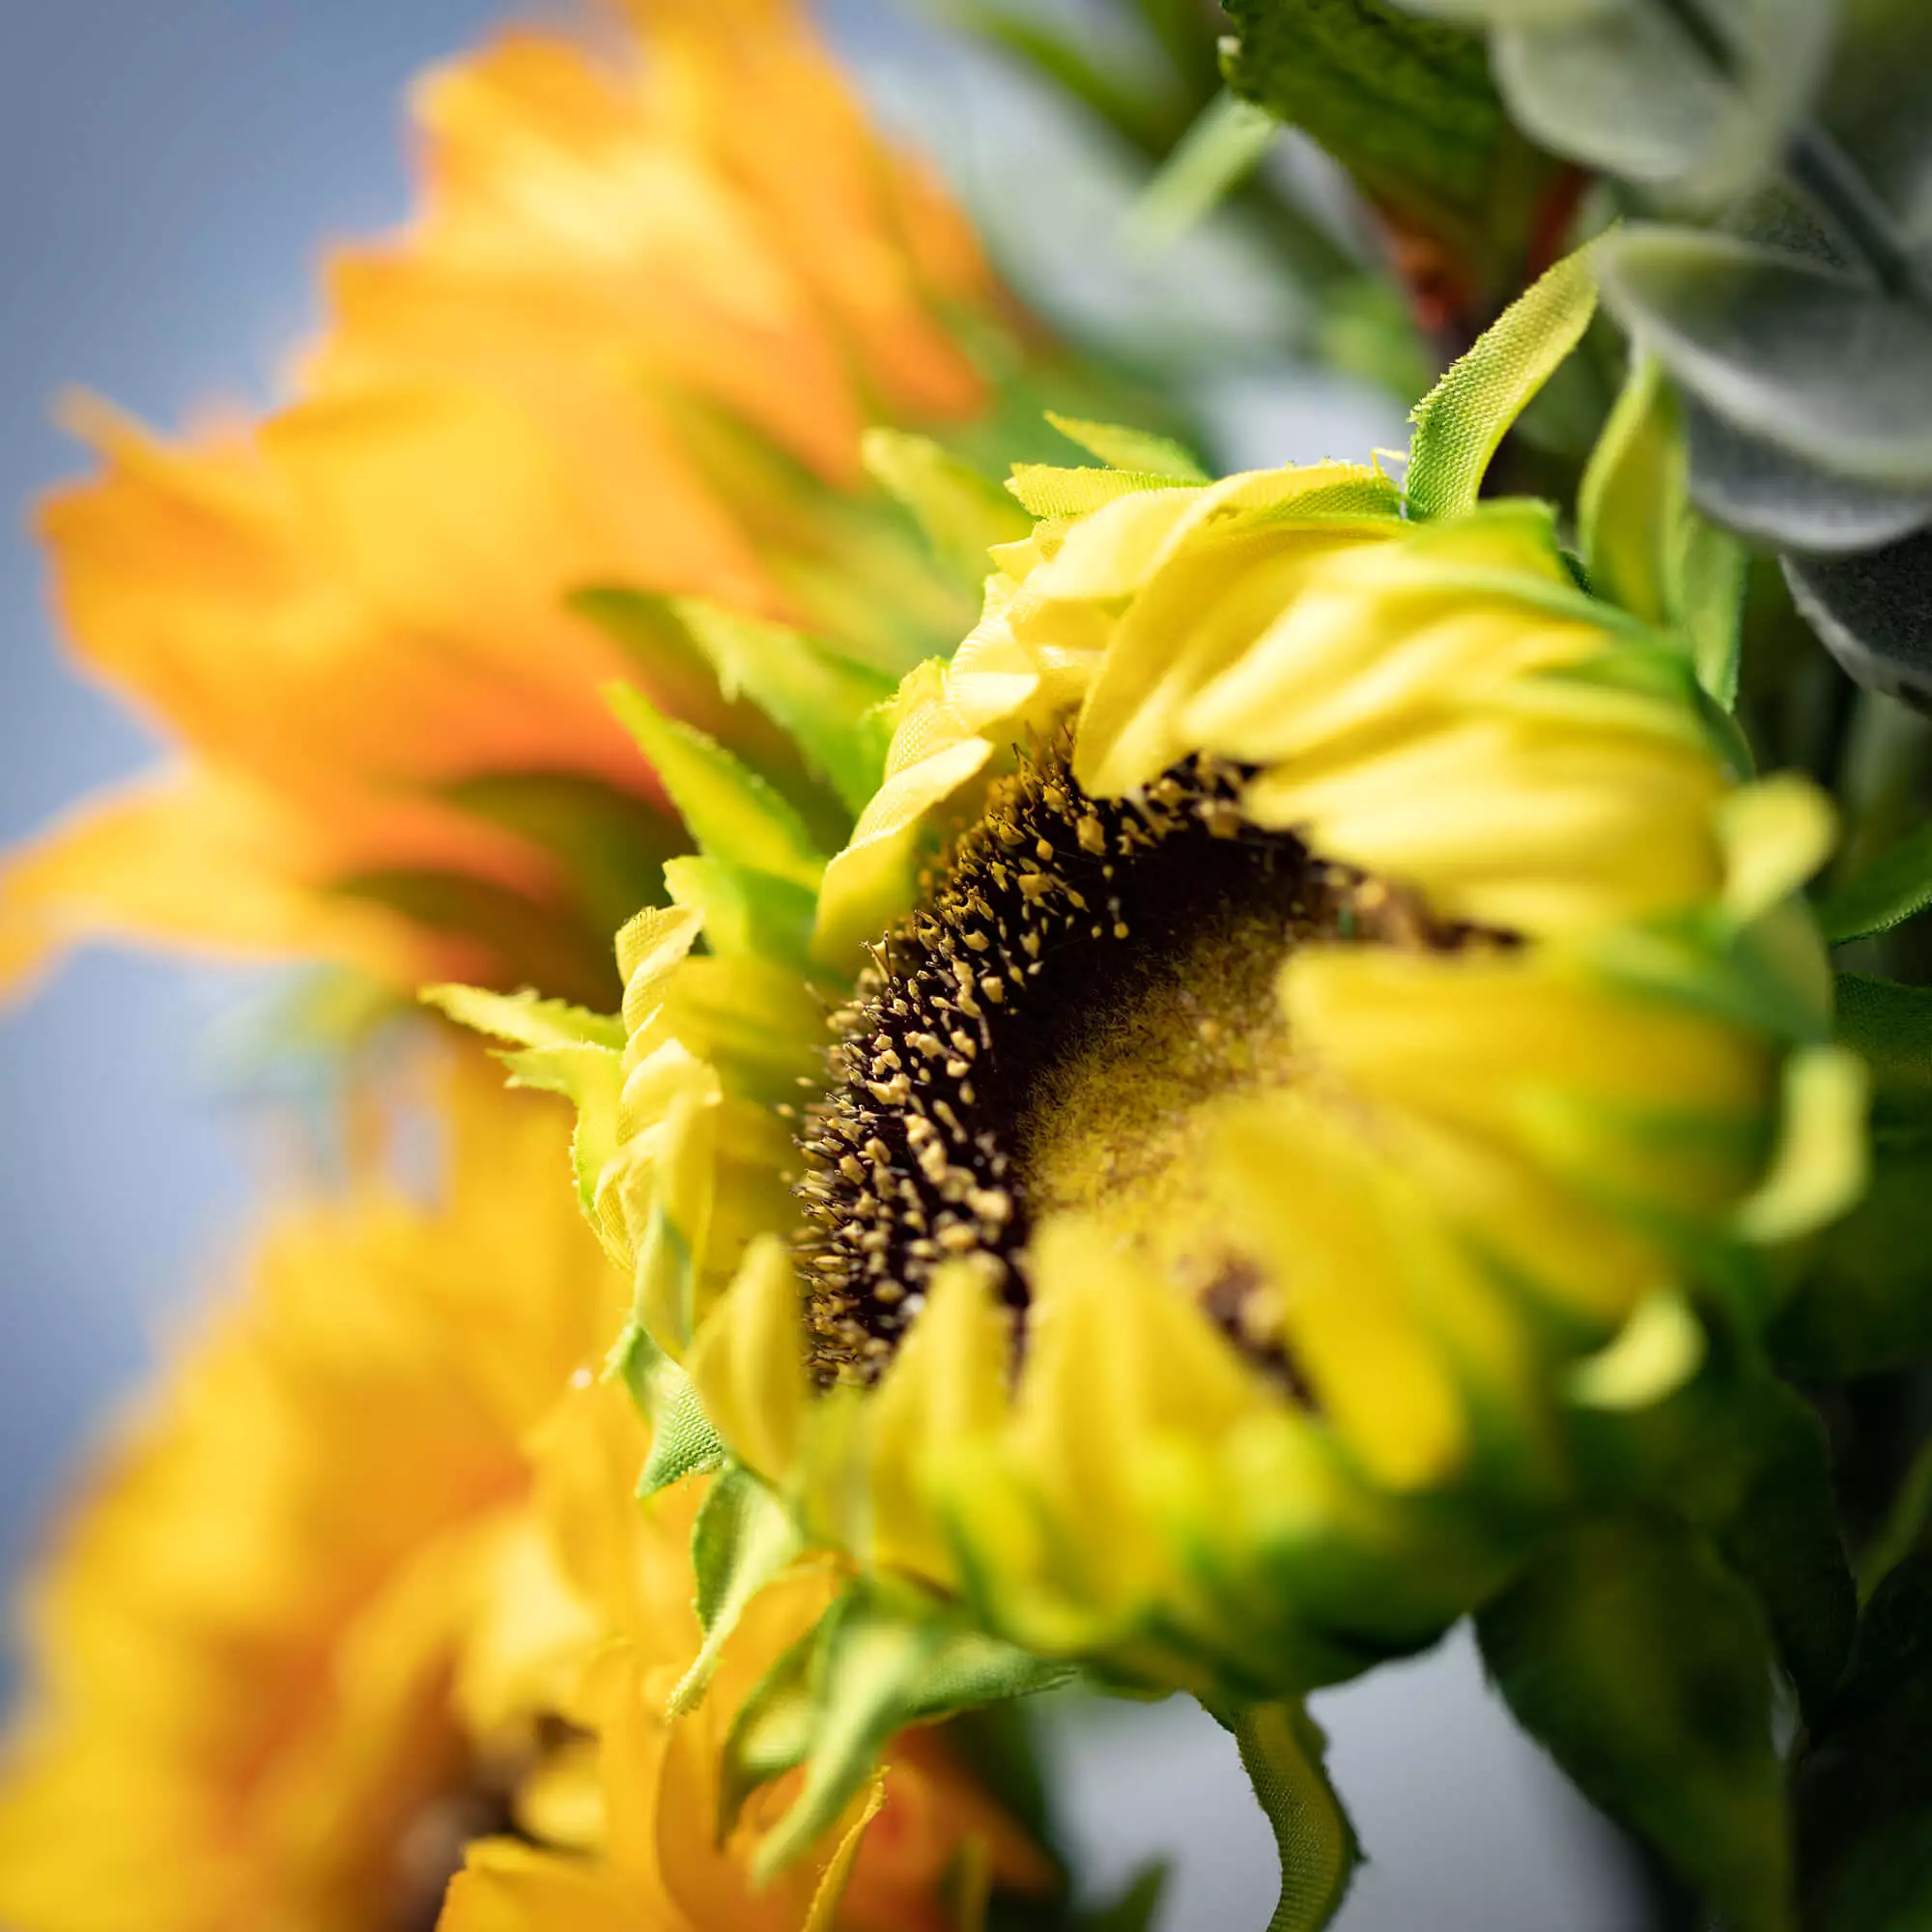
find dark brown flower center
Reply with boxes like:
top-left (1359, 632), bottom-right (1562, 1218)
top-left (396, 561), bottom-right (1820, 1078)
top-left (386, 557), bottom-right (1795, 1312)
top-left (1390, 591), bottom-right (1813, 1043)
top-left (794, 733), bottom-right (1473, 1386)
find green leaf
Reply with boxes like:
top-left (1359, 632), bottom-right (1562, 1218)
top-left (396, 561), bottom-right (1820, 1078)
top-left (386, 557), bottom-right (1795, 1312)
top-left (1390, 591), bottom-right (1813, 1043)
top-left (605, 684), bottom-right (825, 889)
top-left (1394, 0), bottom-right (1608, 21)
top-left (671, 1464), bottom-right (803, 1714)
top-left (1044, 412), bottom-right (1210, 483)
top-left (1600, 228), bottom-right (1932, 490)
top-left (1477, 1514), bottom-right (1792, 1932)
top-left (1794, 1547), bottom-right (1932, 1929)
top-left (1833, 973), bottom-right (1932, 1117)
top-left (1222, 0), bottom-right (1556, 295)
top-left (1575, 1370), bottom-right (1855, 1724)
top-left (1405, 242), bottom-right (1599, 520)
top-left (667, 602), bottom-right (898, 819)
top-left (1820, 823), bottom-right (1932, 943)
top-left (1706, 1380), bottom-right (1858, 1725)
top-left (1492, 0), bottom-right (1831, 207)
top-left (1772, 1132), bottom-right (1932, 1378)
top-left (1224, 1701), bottom-right (1358, 1932)
top-left (863, 429), bottom-right (1036, 586)
top-left (1858, 1435), bottom-right (1932, 1603)
top-left (1784, 530), bottom-right (1932, 710)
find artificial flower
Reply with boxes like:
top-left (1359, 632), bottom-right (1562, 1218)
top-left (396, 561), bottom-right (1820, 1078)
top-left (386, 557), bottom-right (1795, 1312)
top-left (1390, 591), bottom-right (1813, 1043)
top-left (0, 1056), bottom-right (1046, 1932)
top-left (456, 440), bottom-right (1865, 1719)
top-left (0, 0), bottom-right (1030, 1009)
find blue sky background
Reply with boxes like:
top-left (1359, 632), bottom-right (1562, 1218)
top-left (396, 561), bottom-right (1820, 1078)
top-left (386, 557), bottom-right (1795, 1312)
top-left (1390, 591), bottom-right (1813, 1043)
top-left (0, 4), bottom-right (1636, 1924)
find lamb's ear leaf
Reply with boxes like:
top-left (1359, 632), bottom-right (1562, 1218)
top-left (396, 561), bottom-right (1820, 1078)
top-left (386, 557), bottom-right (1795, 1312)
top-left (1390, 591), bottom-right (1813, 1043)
top-left (1784, 532), bottom-right (1932, 710)
top-left (1491, 0), bottom-right (1829, 208)
top-left (1476, 1513), bottom-right (1792, 1932)
top-left (1600, 230), bottom-right (1932, 491)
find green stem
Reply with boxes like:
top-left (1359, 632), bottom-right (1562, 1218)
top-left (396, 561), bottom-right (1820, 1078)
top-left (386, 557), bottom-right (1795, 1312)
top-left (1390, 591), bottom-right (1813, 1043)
top-left (1223, 1700), bottom-right (1358, 1932)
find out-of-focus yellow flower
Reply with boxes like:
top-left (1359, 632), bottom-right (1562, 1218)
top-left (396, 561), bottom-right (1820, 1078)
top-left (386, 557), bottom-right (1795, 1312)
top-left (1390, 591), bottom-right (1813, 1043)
top-left (446, 1375), bottom-right (1055, 1932)
top-left (461, 447), bottom-right (1865, 1719)
top-left (0, 1057), bottom-right (1050, 1932)
top-left (1, 0), bottom-right (1021, 1009)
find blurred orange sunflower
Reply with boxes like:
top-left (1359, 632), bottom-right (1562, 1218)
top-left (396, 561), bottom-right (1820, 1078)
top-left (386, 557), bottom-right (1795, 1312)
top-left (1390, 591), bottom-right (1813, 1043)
top-left (1, 0), bottom-right (1032, 1009)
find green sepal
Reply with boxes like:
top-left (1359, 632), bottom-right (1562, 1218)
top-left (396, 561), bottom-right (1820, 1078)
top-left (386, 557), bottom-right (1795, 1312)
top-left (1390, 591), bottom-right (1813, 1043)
top-left (1476, 1512), bottom-right (1793, 1932)
top-left (670, 1463), bottom-right (804, 1715)
top-left (668, 599), bottom-right (898, 819)
top-left (1217, 1700), bottom-right (1358, 1932)
top-left (1819, 822), bottom-right (1932, 945)
top-left (722, 1583), bottom-right (1075, 1881)
top-left (421, 983), bottom-right (624, 1053)
top-left (613, 1323), bottom-right (726, 1499)
top-left (663, 855), bottom-right (819, 969)
top-left (1045, 412), bottom-right (1209, 483)
top-left (421, 985), bottom-right (626, 1222)
top-left (605, 683), bottom-right (825, 889)
top-left (1577, 354), bottom-right (1747, 706)
top-left (1008, 464), bottom-right (1196, 520)
top-left (1794, 1546), bottom-right (1932, 1929)
top-left (1406, 241), bottom-right (1600, 521)
top-left (1585, 914), bottom-right (1833, 1048)
top-left (863, 428), bottom-right (1036, 583)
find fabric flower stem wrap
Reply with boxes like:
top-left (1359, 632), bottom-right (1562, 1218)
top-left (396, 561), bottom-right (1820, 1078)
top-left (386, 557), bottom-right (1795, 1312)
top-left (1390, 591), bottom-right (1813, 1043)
top-left (1225, 1702), bottom-right (1358, 1932)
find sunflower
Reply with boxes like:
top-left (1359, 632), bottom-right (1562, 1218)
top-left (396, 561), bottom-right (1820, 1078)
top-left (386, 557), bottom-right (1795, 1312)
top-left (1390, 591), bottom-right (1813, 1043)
top-left (0, 0), bottom-right (1037, 1009)
top-left (0, 1056), bottom-right (1049, 1932)
top-left (452, 427), bottom-right (1865, 1744)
